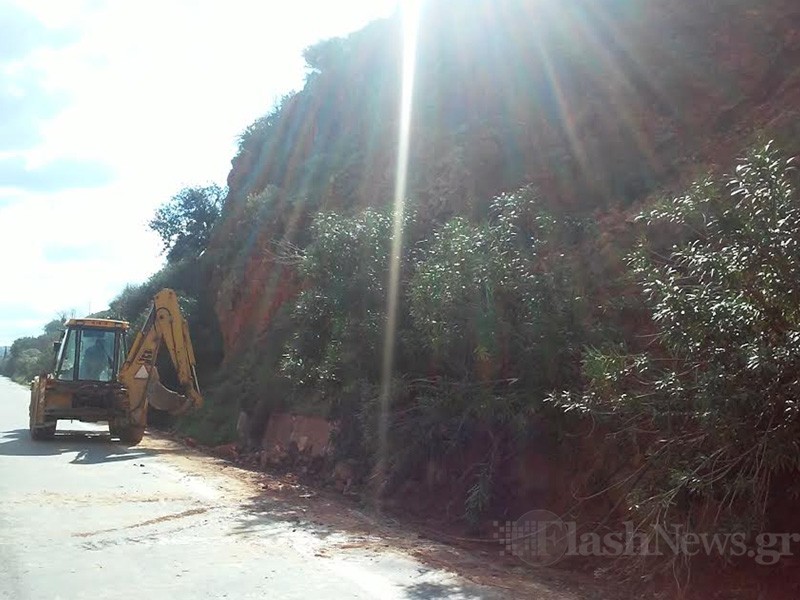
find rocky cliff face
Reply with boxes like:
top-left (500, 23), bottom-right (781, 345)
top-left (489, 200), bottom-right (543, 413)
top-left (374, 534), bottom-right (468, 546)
top-left (209, 0), bottom-right (800, 363)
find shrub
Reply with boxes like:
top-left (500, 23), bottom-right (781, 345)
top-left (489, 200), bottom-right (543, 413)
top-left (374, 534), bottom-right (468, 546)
top-left (551, 142), bottom-right (800, 541)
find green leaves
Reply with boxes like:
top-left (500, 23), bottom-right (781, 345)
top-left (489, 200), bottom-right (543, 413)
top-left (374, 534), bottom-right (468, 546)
top-left (1, 326), bottom-right (61, 383)
top-left (282, 208), bottom-right (405, 385)
top-left (408, 186), bottom-right (579, 380)
top-left (637, 143), bottom-right (800, 359)
top-left (575, 141), bottom-right (800, 536)
top-left (149, 185), bottom-right (226, 263)
top-left (281, 185), bottom-right (589, 522)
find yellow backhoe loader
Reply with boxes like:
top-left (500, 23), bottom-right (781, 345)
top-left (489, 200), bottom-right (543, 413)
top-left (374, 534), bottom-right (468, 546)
top-left (28, 289), bottom-right (202, 445)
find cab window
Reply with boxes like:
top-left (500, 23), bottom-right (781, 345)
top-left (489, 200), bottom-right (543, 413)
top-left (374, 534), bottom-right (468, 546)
top-left (117, 331), bottom-right (128, 370)
top-left (55, 330), bottom-right (77, 381)
top-left (78, 330), bottom-right (117, 382)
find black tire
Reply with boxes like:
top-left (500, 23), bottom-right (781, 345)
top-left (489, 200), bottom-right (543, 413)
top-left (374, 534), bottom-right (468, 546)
top-left (30, 424), bottom-right (56, 441)
top-left (118, 426), bottom-right (145, 446)
top-left (29, 392), bottom-right (55, 441)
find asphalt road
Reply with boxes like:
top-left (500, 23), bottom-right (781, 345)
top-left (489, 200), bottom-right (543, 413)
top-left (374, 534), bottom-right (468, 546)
top-left (0, 376), bottom-right (507, 600)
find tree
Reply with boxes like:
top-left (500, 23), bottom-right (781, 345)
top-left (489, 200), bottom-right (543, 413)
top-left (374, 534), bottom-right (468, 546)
top-left (149, 185), bottom-right (226, 263)
top-left (1, 318), bottom-right (65, 382)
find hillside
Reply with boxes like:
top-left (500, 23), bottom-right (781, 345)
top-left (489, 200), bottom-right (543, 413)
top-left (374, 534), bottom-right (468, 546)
top-left (12, 0), bottom-right (796, 595)
top-left (214, 0), bottom-right (800, 353)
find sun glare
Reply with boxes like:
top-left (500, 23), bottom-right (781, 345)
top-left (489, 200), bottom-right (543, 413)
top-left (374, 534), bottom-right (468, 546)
top-left (376, 0), bottom-right (422, 504)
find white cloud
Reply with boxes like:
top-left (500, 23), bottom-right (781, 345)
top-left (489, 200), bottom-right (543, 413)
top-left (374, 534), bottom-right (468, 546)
top-left (0, 0), bottom-right (397, 344)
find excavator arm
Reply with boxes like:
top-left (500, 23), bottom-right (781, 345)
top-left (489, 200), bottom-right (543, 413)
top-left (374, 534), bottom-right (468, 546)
top-left (118, 289), bottom-right (203, 426)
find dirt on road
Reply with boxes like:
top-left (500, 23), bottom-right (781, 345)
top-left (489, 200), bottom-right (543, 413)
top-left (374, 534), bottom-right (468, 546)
top-left (147, 433), bottom-right (625, 600)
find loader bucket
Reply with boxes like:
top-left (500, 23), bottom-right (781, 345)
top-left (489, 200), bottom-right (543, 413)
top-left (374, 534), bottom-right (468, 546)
top-left (145, 368), bottom-right (194, 415)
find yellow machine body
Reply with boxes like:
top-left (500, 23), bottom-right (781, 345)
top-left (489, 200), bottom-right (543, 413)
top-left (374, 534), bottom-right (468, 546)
top-left (28, 289), bottom-right (203, 445)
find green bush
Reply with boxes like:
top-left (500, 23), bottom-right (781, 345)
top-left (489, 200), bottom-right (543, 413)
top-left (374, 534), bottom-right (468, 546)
top-left (551, 142), bottom-right (800, 537)
top-left (280, 187), bottom-right (591, 521)
top-left (282, 208), bottom-right (410, 386)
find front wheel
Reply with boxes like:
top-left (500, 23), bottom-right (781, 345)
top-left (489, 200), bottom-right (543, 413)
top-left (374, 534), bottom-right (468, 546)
top-left (117, 426), bottom-right (145, 446)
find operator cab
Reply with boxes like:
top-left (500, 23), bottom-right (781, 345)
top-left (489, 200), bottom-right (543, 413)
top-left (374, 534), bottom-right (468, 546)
top-left (54, 319), bottom-right (129, 383)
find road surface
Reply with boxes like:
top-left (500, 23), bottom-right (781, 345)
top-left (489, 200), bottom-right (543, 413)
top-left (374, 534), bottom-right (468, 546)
top-left (0, 376), bottom-right (520, 600)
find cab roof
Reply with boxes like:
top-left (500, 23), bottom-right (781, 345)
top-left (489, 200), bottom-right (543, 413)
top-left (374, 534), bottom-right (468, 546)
top-left (66, 318), bottom-right (130, 330)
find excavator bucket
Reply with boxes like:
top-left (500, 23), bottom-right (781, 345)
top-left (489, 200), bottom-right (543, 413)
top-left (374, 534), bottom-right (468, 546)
top-left (145, 368), bottom-right (194, 415)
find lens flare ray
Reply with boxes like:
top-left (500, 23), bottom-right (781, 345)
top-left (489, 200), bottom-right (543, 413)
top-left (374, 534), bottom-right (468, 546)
top-left (376, 0), bottom-right (421, 504)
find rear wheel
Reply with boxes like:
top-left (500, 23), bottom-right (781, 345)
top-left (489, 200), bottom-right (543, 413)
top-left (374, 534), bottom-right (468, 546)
top-left (30, 424), bottom-right (56, 441)
top-left (29, 389), bottom-right (55, 441)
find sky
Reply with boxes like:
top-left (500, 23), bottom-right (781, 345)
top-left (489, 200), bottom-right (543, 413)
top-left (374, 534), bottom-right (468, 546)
top-left (0, 0), bottom-right (397, 345)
